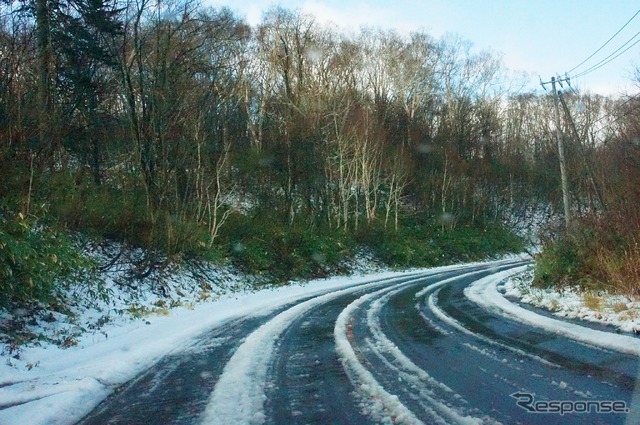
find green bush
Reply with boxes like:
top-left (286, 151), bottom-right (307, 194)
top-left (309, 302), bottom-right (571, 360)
top-left (0, 211), bottom-right (93, 306)
top-left (533, 236), bottom-right (584, 289)
top-left (434, 223), bottom-right (524, 262)
top-left (357, 225), bottom-right (441, 268)
top-left (533, 225), bottom-right (631, 292)
top-left (46, 172), bottom-right (218, 261)
top-left (46, 173), bottom-right (154, 248)
top-left (283, 228), bottom-right (355, 277)
top-left (357, 218), bottom-right (524, 269)
top-left (223, 211), bottom-right (355, 280)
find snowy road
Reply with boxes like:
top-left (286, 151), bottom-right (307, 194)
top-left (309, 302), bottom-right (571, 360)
top-left (77, 260), bottom-right (640, 425)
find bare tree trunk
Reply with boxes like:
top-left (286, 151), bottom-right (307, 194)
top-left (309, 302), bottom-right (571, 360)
top-left (36, 0), bottom-right (53, 159)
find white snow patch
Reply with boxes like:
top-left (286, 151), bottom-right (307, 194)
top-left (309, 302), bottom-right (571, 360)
top-left (465, 268), bottom-right (640, 356)
top-left (503, 268), bottom-right (640, 334)
top-left (0, 269), bottom-right (419, 425)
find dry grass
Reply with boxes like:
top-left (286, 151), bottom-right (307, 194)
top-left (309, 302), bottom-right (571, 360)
top-left (595, 247), bottom-right (640, 296)
top-left (610, 301), bottom-right (629, 314)
top-left (150, 307), bottom-right (170, 316)
top-left (582, 292), bottom-right (603, 311)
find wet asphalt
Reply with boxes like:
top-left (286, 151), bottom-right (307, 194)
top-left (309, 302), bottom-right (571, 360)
top-left (78, 261), bottom-right (640, 425)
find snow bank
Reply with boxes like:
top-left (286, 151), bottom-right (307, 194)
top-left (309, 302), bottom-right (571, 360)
top-left (464, 267), bottom-right (640, 356)
top-left (0, 270), bottom-right (411, 425)
top-left (0, 256), bottom-right (528, 425)
top-left (504, 269), bottom-right (640, 334)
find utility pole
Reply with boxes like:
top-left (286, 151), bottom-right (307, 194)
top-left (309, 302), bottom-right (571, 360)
top-left (541, 76), bottom-right (571, 231)
top-left (557, 91), bottom-right (605, 210)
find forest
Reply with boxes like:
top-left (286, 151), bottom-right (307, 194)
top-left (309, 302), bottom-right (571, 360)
top-left (1, 0), bottom-right (640, 305)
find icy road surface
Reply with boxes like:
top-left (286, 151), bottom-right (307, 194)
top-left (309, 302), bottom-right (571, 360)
top-left (8, 259), bottom-right (640, 424)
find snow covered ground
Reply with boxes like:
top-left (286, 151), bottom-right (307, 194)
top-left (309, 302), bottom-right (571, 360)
top-left (503, 267), bottom-right (640, 335)
top-left (2, 255), bottom-right (639, 425)
top-left (0, 265), bottom-right (414, 425)
top-left (0, 255), bottom-right (509, 425)
top-left (466, 267), bottom-right (640, 356)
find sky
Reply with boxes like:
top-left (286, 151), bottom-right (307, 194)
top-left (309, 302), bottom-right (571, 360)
top-left (207, 0), bottom-right (640, 96)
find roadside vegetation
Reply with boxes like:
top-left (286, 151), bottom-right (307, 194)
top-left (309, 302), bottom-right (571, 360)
top-left (533, 122), bottom-right (640, 296)
top-left (0, 0), bottom-right (638, 311)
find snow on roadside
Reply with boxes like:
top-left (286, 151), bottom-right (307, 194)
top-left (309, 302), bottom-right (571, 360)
top-left (0, 254), bottom-right (527, 425)
top-left (465, 267), bottom-right (640, 356)
top-left (0, 268), bottom-right (410, 425)
top-left (503, 268), bottom-right (640, 334)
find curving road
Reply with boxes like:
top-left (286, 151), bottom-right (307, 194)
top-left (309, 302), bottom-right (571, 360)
top-left (78, 260), bottom-right (640, 424)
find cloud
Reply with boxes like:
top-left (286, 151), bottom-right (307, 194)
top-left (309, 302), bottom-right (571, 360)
top-left (245, 3), bottom-right (264, 26)
top-left (300, 0), bottom-right (424, 34)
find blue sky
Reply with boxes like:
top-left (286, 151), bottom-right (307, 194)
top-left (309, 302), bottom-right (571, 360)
top-left (208, 0), bottom-right (640, 96)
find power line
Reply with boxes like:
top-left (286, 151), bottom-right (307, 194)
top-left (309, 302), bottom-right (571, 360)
top-left (567, 8), bottom-right (640, 75)
top-left (571, 31), bottom-right (640, 79)
top-left (591, 94), bottom-right (640, 134)
top-left (590, 93), bottom-right (640, 127)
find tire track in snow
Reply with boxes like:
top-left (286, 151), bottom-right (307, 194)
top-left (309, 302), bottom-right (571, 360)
top-left (201, 262), bottom-right (528, 425)
top-left (361, 283), bottom-right (498, 425)
top-left (350, 265), bottom-right (531, 424)
top-left (424, 287), bottom-right (559, 368)
top-left (333, 283), bottom-right (426, 425)
top-left (200, 274), bottom-right (430, 425)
